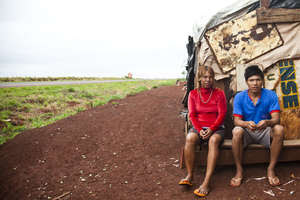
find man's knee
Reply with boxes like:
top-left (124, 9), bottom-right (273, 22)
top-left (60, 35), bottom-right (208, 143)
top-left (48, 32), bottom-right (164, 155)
top-left (272, 124), bottom-right (284, 140)
top-left (232, 127), bottom-right (244, 141)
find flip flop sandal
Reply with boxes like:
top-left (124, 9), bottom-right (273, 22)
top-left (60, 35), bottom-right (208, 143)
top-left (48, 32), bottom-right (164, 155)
top-left (230, 177), bottom-right (243, 187)
top-left (193, 187), bottom-right (209, 197)
top-left (268, 176), bottom-right (280, 186)
top-left (178, 179), bottom-right (193, 186)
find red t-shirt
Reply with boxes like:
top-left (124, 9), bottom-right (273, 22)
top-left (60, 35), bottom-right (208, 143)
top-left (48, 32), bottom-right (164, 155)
top-left (188, 88), bottom-right (227, 132)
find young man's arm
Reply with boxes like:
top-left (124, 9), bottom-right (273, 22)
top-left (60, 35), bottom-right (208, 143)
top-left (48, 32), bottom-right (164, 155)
top-left (234, 116), bottom-right (257, 131)
top-left (257, 90), bottom-right (280, 130)
top-left (233, 92), bottom-right (257, 131)
top-left (256, 112), bottom-right (280, 130)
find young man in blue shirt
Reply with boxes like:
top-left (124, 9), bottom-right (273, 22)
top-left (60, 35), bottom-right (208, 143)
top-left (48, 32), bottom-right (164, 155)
top-left (230, 65), bottom-right (284, 187)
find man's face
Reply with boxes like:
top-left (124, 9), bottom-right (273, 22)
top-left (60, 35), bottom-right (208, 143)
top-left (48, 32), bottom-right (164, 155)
top-left (246, 75), bottom-right (263, 93)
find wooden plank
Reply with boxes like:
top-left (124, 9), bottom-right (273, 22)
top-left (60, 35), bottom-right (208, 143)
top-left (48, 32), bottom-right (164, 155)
top-left (182, 139), bottom-right (300, 167)
top-left (260, 0), bottom-right (269, 8)
top-left (194, 144), bottom-right (300, 166)
top-left (284, 139), bottom-right (300, 147)
top-left (180, 117), bottom-right (300, 167)
top-left (179, 147), bottom-right (185, 169)
top-left (257, 8), bottom-right (300, 24)
top-left (222, 139), bottom-right (300, 149)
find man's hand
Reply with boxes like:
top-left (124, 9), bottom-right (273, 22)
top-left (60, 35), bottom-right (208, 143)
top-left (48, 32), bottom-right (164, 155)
top-left (199, 128), bottom-right (213, 140)
top-left (246, 121), bottom-right (257, 131)
top-left (257, 120), bottom-right (269, 130)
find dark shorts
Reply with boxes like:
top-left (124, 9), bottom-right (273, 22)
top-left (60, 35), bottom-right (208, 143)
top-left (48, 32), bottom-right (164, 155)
top-left (189, 126), bottom-right (225, 146)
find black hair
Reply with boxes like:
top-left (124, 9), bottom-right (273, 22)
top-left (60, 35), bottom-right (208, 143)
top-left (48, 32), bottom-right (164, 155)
top-left (244, 65), bottom-right (264, 81)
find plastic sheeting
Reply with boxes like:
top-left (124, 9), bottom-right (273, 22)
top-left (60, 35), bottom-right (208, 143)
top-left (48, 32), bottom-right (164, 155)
top-left (195, 0), bottom-right (300, 42)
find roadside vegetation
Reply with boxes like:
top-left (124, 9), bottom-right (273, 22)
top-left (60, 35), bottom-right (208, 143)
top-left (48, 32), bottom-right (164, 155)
top-left (0, 77), bottom-right (127, 82)
top-left (0, 79), bottom-right (176, 144)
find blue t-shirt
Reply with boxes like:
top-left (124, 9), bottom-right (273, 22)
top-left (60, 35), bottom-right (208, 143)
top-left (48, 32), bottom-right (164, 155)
top-left (233, 88), bottom-right (280, 124)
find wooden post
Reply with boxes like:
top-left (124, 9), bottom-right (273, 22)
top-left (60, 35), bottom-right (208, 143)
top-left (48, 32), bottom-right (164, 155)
top-left (179, 147), bottom-right (185, 169)
top-left (260, 0), bottom-right (269, 8)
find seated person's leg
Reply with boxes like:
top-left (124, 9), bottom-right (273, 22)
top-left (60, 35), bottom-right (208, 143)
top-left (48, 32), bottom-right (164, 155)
top-left (179, 130), bottom-right (199, 186)
top-left (268, 124), bottom-right (284, 186)
top-left (197, 132), bottom-right (223, 194)
top-left (231, 127), bottom-right (245, 187)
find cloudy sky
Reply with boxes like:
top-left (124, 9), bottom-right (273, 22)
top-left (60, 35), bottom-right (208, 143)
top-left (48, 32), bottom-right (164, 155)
top-left (0, 0), bottom-right (238, 78)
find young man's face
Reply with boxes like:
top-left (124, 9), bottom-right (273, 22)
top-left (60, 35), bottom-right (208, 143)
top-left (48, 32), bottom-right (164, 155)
top-left (246, 75), bottom-right (263, 93)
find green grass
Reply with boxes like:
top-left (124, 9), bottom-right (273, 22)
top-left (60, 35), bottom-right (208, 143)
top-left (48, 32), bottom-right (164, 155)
top-left (0, 79), bottom-right (176, 144)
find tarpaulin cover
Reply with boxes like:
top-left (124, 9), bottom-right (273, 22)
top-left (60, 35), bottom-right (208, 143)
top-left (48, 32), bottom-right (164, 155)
top-left (196, 0), bottom-right (300, 42)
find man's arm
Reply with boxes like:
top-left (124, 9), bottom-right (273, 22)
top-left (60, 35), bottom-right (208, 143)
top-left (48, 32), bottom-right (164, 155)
top-left (233, 91), bottom-right (257, 131)
top-left (234, 116), bottom-right (257, 131)
top-left (257, 90), bottom-right (281, 129)
top-left (256, 112), bottom-right (280, 130)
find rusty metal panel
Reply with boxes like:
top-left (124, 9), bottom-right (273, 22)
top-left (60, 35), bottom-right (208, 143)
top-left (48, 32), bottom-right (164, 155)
top-left (204, 10), bottom-right (283, 73)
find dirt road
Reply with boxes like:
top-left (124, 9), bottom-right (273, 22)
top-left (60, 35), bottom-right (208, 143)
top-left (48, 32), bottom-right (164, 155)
top-left (0, 85), bottom-right (299, 200)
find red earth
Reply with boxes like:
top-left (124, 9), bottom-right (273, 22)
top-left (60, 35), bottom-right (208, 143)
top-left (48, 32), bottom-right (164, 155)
top-left (0, 85), bottom-right (299, 200)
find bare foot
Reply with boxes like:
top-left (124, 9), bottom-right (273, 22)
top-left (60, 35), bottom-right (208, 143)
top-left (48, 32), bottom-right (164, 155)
top-left (230, 170), bottom-right (243, 187)
top-left (267, 168), bottom-right (280, 186)
top-left (230, 177), bottom-right (243, 187)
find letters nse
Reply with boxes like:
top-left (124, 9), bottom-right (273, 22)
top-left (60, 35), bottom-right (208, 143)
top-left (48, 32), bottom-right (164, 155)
top-left (279, 60), bottom-right (299, 109)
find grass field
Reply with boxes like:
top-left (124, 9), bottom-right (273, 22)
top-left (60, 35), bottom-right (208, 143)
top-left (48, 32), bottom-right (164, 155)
top-left (0, 79), bottom-right (176, 145)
